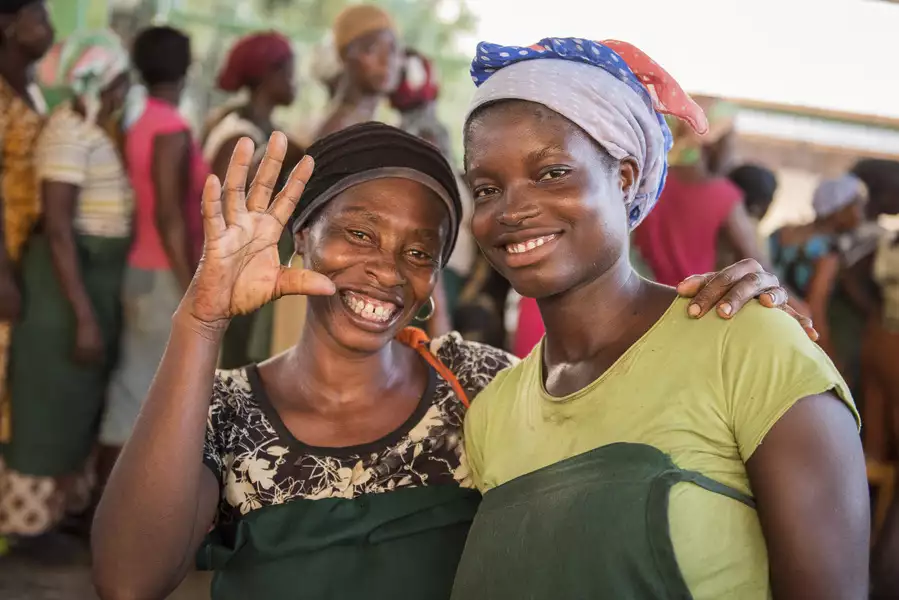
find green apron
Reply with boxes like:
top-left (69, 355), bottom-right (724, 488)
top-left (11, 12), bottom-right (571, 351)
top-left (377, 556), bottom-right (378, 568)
top-left (5, 233), bottom-right (129, 476)
top-left (451, 443), bottom-right (755, 600)
top-left (199, 485), bottom-right (480, 600)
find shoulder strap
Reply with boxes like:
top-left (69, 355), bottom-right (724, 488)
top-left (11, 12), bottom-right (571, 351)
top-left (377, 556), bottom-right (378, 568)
top-left (396, 327), bottom-right (471, 408)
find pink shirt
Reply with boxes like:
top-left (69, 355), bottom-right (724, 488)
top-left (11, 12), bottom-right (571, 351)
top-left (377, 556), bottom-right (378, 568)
top-left (513, 296), bottom-right (544, 358)
top-left (633, 174), bottom-right (742, 286)
top-left (126, 98), bottom-right (208, 270)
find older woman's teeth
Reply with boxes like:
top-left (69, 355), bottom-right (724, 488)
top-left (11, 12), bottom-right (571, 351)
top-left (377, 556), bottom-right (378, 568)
top-left (506, 235), bottom-right (555, 254)
top-left (342, 292), bottom-right (397, 323)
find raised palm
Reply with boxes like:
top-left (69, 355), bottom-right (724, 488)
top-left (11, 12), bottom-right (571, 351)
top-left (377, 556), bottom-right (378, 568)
top-left (187, 133), bottom-right (335, 327)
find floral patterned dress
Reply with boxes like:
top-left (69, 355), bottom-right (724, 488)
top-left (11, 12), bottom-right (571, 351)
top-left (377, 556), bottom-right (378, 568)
top-left (199, 332), bottom-right (514, 600)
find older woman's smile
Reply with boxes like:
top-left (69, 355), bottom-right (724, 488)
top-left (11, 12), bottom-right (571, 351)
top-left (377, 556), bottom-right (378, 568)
top-left (340, 290), bottom-right (400, 324)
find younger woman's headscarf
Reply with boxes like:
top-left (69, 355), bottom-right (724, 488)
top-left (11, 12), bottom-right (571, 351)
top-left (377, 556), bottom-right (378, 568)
top-left (217, 32), bottom-right (293, 92)
top-left (38, 29), bottom-right (130, 123)
top-left (466, 37), bottom-right (707, 230)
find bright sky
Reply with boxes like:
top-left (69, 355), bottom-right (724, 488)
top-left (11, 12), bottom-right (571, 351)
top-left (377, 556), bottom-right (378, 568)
top-left (467, 0), bottom-right (899, 119)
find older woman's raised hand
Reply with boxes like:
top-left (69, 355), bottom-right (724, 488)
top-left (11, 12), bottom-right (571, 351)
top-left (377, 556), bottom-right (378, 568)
top-left (185, 132), bottom-right (335, 330)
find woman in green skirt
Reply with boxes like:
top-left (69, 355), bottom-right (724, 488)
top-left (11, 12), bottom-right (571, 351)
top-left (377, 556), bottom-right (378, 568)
top-left (4, 31), bottom-right (132, 493)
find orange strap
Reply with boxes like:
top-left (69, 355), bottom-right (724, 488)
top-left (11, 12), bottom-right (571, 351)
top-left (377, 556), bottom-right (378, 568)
top-left (396, 327), bottom-right (470, 409)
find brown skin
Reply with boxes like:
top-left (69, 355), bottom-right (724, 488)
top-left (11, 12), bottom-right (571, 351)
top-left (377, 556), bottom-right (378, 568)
top-left (465, 101), bottom-right (868, 599)
top-left (92, 132), bottom-right (810, 600)
top-left (316, 29), bottom-right (400, 139)
top-left (0, 0), bottom-right (54, 321)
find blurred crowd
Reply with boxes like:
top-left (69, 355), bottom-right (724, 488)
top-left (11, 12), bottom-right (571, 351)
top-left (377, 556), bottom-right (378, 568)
top-left (0, 0), bottom-right (898, 597)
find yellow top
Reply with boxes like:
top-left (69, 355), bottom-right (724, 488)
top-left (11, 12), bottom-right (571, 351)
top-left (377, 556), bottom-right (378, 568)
top-left (464, 297), bottom-right (857, 600)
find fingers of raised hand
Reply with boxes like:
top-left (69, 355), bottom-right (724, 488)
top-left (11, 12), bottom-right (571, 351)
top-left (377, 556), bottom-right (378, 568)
top-left (269, 155), bottom-right (315, 229)
top-left (201, 174), bottom-right (226, 238)
top-left (248, 132), bottom-right (288, 213)
top-left (275, 265), bottom-right (335, 299)
top-left (223, 137), bottom-right (256, 224)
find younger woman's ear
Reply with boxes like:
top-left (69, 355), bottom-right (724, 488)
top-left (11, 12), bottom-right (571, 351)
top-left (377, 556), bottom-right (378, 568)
top-left (619, 157), bottom-right (640, 204)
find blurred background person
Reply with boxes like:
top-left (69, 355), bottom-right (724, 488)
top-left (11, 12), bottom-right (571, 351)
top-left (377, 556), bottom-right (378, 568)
top-left (202, 31), bottom-right (301, 368)
top-left (272, 5), bottom-right (402, 357)
top-left (99, 25), bottom-right (203, 483)
top-left (721, 164), bottom-right (778, 269)
top-left (769, 175), bottom-right (867, 368)
top-left (0, 0), bottom-right (55, 543)
top-left (315, 4), bottom-right (400, 139)
top-left (390, 47), bottom-right (464, 335)
top-left (5, 29), bottom-right (132, 542)
top-left (633, 98), bottom-right (771, 287)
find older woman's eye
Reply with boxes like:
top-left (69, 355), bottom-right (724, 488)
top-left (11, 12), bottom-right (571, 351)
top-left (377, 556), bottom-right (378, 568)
top-left (348, 230), bottom-right (371, 242)
top-left (539, 167), bottom-right (571, 182)
top-left (407, 248), bottom-right (435, 263)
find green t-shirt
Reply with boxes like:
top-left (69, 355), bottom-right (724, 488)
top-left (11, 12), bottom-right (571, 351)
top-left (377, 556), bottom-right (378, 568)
top-left (464, 297), bottom-right (857, 600)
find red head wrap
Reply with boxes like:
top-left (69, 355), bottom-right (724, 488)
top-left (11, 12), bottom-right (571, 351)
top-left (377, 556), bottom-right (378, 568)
top-left (217, 32), bottom-right (293, 92)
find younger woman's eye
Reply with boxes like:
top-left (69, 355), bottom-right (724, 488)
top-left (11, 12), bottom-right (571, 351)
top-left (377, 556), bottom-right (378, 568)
top-left (473, 185), bottom-right (500, 200)
top-left (538, 167), bottom-right (571, 182)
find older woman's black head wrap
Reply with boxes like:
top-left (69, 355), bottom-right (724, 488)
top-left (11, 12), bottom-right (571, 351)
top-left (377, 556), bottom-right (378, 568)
top-left (0, 0), bottom-right (38, 14)
top-left (291, 121), bottom-right (462, 266)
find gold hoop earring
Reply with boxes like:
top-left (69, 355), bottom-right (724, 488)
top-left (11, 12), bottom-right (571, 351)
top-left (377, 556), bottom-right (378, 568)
top-left (417, 297), bottom-right (436, 321)
top-left (287, 252), bottom-right (298, 268)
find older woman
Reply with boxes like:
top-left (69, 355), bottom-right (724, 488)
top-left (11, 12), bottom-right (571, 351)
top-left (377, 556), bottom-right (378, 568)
top-left (92, 122), bottom-right (801, 600)
top-left (453, 38), bottom-right (867, 600)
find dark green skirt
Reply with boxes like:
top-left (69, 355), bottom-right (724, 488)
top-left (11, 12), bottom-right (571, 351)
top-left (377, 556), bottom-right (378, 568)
top-left (4, 233), bottom-right (129, 477)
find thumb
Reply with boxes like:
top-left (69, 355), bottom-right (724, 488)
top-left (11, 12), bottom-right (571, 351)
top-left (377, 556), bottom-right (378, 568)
top-left (675, 273), bottom-right (713, 298)
top-left (275, 267), bottom-right (336, 298)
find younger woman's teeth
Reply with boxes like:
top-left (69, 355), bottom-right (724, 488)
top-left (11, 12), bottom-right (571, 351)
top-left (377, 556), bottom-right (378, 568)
top-left (506, 234), bottom-right (556, 254)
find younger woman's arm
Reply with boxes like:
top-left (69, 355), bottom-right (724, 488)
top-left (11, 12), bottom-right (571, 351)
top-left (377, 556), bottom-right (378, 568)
top-left (747, 394), bottom-right (869, 600)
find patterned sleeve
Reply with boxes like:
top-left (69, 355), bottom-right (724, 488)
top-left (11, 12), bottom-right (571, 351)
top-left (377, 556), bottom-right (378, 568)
top-left (35, 114), bottom-right (89, 186)
top-left (202, 373), bottom-right (231, 485)
top-left (432, 331), bottom-right (518, 401)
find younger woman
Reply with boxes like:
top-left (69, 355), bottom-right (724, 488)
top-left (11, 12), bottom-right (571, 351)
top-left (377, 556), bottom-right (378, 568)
top-left (454, 38), bottom-right (868, 600)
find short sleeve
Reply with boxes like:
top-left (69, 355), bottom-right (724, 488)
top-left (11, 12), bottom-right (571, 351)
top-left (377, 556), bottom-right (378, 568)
top-left (36, 116), bottom-right (89, 186)
top-left (462, 366), bottom-right (514, 493)
top-left (721, 304), bottom-right (858, 462)
top-left (202, 374), bottom-right (230, 484)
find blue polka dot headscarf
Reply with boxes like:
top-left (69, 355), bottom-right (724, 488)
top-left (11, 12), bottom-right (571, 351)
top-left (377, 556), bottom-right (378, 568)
top-left (465, 37), bottom-right (708, 229)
